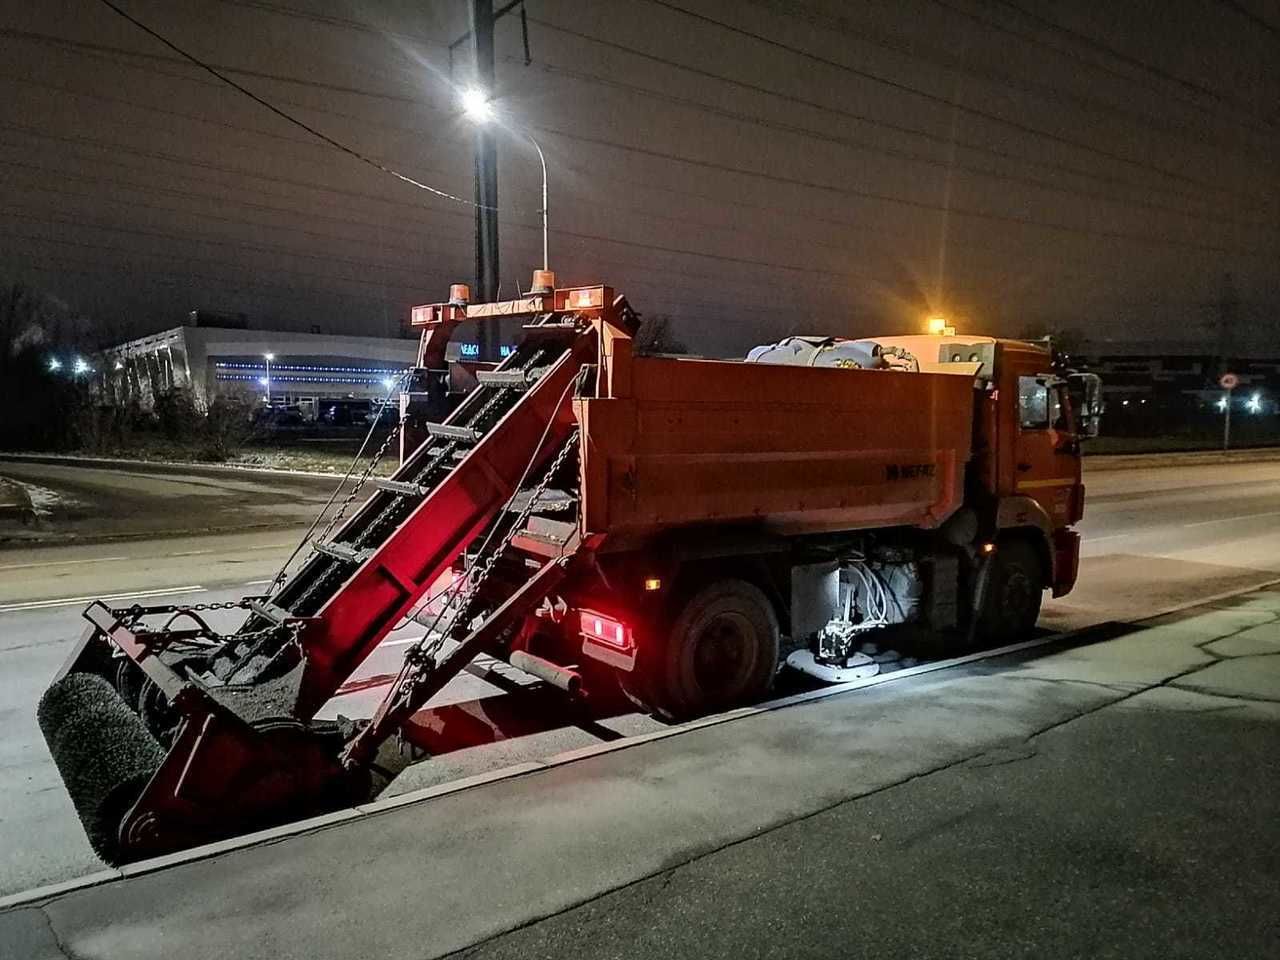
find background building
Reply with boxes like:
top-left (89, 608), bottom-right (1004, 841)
top-left (96, 316), bottom-right (513, 418)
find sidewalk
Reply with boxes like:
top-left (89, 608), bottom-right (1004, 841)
top-left (3, 589), bottom-right (1277, 960)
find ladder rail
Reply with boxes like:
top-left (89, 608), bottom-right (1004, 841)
top-left (269, 335), bottom-right (567, 617)
top-left (291, 330), bottom-right (596, 715)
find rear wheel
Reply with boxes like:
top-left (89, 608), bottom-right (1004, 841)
top-left (631, 578), bottom-right (780, 720)
top-left (977, 538), bottom-right (1044, 645)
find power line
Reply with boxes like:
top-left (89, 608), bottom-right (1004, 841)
top-left (0, 149), bottom-right (1163, 302)
top-left (9, 17), bottom-right (1268, 229)
top-left (635, 0), bottom-right (1273, 202)
top-left (925, 0), bottom-right (1262, 126)
top-left (0, 253), bottom-right (416, 311)
top-left (197, 1), bottom-right (1267, 213)
top-left (91, 0), bottom-right (484, 208)
top-left (9, 111), bottom-right (1263, 279)
top-left (994, 0), bottom-right (1278, 127)
top-left (1211, 0), bottom-right (1280, 35)
top-left (536, 122), bottom-right (1269, 257)
top-left (518, 38), bottom-right (1274, 235)
top-left (13, 48), bottom-right (1268, 238)
top-left (0, 218), bottom-right (447, 292)
top-left (0, 27), bottom-right (423, 105)
top-left (748, 0), bottom-right (1277, 151)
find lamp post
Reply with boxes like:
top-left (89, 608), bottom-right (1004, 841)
top-left (263, 352), bottom-right (274, 405)
top-left (461, 89), bottom-right (550, 276)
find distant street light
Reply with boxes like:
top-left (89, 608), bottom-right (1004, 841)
top-left (462, 91), bottom-right (550, 275)
top-left (263, 353), bottom-right (275, 404)
top-left (48, 357), bottom-right (61, 372)
top-left (72, 357), bottom-right (91, 376)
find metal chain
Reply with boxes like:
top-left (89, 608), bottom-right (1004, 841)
top-left (311, 414), bottom-right (404, 547)
top-left (415, 426), bottom-right (580, 659)
top-left (108, 597), bottom-right (295, 648)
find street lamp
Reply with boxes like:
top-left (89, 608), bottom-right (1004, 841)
top-left (462, 90), bottom-right (550, 274)
top-left (461, 87), bottom-right (493, 123)
top-left (263, 353), bottom-right (275, 405)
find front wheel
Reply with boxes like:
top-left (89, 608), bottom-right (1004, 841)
top-left (976, 539), bottom-right (1044, 645)
top-left (627, 578), bottom-right (780, 720)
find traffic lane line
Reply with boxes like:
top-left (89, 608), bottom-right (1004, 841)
top-left (0, 555), bottom-right (128, 571)
top-left (1182, 509), bottom-right (1280, 528)
top-left (0, 585), bottom-right (206, 613)
top-left (0, 542), bottom-right (291, 573)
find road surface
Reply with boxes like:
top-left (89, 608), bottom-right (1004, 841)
top-left (1, 456), bottom-right (1278, 899)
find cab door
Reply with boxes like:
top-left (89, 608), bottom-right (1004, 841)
top-left (1011, 368), bottom-right (1081, 527)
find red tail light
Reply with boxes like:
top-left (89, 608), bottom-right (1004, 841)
top-left (579, 610), bottom-right (633, 650)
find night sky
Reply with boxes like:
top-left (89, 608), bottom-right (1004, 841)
top-left (1, 0), bottom-right (1277, 356)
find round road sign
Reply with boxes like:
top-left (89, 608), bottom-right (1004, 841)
top-left (1220, 373), bottom-right (1239, 390)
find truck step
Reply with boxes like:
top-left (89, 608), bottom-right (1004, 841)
top-left (371, 477), bottom-right (429, 497)
top-left (245, 598), bottom-right (294, 625)
top-left (476, 369), bottom-right (532, 390)
top-left (520, 322), bottom-right (581, 339)
top-left (510, 517), bottom-right (578, 558)
top-left (313, 541), bottom-right (373, 564)
top-left (426, 422), bottom-right (483, 442)
top-left (505, 488), bottom-right (577, 515)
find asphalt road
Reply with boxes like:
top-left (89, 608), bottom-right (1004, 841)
top-left (6, 585), bottom-right (1277, 960)
top-left (1, 456), bottom-right (1279, 899)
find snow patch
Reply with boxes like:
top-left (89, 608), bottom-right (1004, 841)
top-left (18, 483), bottom-right (84, 518)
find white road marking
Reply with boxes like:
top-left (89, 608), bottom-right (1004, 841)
top-left (1084, 532), bottom-right (1132, 543)
top-left (0, 555), bottom-right (128, 571)
top-left (245, 579), bottom-right (275, 587)
top-left (1182, 509), bottom-right (1280, 528)
top-left (0, 585), bottom-right (205, 613)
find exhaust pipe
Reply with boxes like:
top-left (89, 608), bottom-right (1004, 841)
top-left (508, 649), bottom-right (582, 696)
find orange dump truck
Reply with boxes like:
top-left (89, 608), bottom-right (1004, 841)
top-left (39, 281), bottom-right (1100, 863)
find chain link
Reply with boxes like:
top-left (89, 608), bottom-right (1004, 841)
top-left (108, 597), bottom-right (293, 648)
top-left (312, 415), bottom-right (404, 547)
top-left (415, 426), bottom-right (580, 659)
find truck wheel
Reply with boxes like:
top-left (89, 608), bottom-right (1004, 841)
top-left (639, 579), bottom-right (780, 720)
top-left (977, 539), bottom-right (1043, 645)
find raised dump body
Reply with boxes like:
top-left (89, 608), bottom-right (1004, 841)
top-left (36, 281), bottom-right (1092, 864)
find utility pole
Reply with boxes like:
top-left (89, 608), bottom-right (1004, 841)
top-left (470, 0), bottom-right (500, 358)
top-left (1213, 272), bottom-right (1239, 378)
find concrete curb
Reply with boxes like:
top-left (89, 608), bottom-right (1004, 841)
top-left (0, 452), bottom-right (355, 482)
top-left (1085, 447), bottom-right (1280, 472)
top-left (3, 572), bottom-right (1277, 912)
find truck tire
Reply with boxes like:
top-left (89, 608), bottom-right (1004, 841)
top-left (635, 578), bottom-right (780, 720)
top-left (977, 538), bottom-right (1043, 645)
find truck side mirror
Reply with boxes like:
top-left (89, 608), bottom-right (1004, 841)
top-left (1066, 372), bottom-right (1103, 439)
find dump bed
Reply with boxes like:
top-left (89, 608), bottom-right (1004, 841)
top-left (575, 355), bottom-right (975, 538)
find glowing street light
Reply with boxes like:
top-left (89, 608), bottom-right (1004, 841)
top-left (926, 316), bottom-right (956, 336)
top-left (72, 357), bottom-right (91, 376)
top-left (1247, 393), bottom-right (1262, 414)
top-left (461, 90), bottom-right (551, 274)
top-left (48, 357), bottom-right (62, 372)
top-left (460, 88), bottom-right (494, 123)
top-left (263, 352), bottom-right (275, 404)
